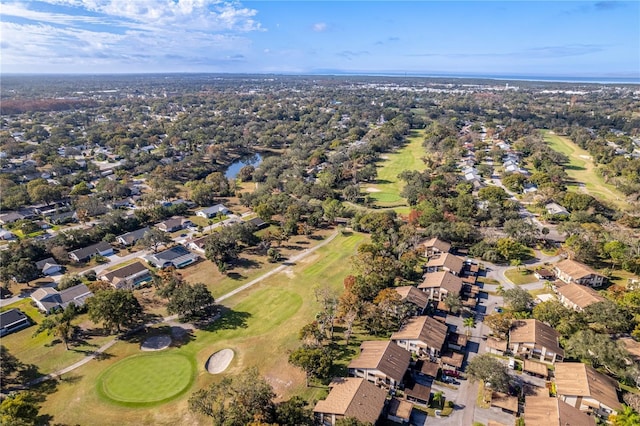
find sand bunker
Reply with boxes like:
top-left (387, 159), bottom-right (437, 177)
top-left (141, 335), bottom-right (171, 351)
top-left (365, 187), bottom-right (382, 193)
top-left (206, 349), bottom-right (234, 374)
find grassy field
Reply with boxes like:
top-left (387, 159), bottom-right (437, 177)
top-left (504, 268), bottom-right (538, 285)
top-left (364, 129), bottom-right (427, 208)
top-left (98, 353), bottom-right (195, 407)
top-left (541, 130), bottom-right (627, 209)
top-left (0, 299), bottom-right (114, 375)
top-left (179, 228), bottom-right (335, 299)
top-left (38, 231), bottom-right (367, 426)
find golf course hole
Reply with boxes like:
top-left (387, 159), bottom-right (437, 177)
top-left (206, 349), bottom-right (234, 374)
top-left (98, 353), bottom-right (195, 406)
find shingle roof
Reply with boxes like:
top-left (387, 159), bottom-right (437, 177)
top-left (426, 253), bottom-right (464, 273)
top-left (388, 398), bottom-right (413, 421)
top-left (509, 319), bottom-right (564, 357)
top-left (35, 257), bottom-right (59, 270)
top-left (554, 363), bottom-right (621, 411)
top-left (99, 261), bottom-right (149, 283)
top-left (554, 259), bottom-right (602, 280)
top-left (348, 341), bottom-right (411, 383)
top-left (69, 241), bottom-right (112, 260)
top-left (313, 377), bottom-right (387, 424)
top-left (117, 227), bottom-right (150, 245)
top-left (394, 286), bottom-right (429, 309)
top-left (523, 360), bottom-right (549, 377)
top-left (556, 283), bottom-right (606, 309)
top-left (525, 396), bottom-right (596, 426)
top-left (422, 237), bottom-right (451, 253)
top-left (390, 316), bottom-right (448, 352)
top-left (486, 337), bottom-right (508, 352)
top-left (419, 271), bottom-right (463, 293)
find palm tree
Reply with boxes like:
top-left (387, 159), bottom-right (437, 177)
top-left (463, 317), bottom-right (476, 337)
top-left (432, 391), bottom-right (444, 409)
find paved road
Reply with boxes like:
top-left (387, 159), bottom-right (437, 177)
top-left (24, 230), bottom-right (339, 387)
top-left (0, 249), bottom-right (150, 307)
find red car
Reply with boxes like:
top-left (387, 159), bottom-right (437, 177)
top-left (443, 369), bottom-right (460, 378)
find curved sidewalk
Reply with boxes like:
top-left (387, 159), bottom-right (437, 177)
top-left (27, 230), bottom-right (339, 386)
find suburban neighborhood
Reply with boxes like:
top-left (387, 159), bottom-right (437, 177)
top-left (0, 72), bottom-right (639, 426)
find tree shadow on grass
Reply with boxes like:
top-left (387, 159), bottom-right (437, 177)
top-left (231, 257), bottom-right (261, 270)
top-left (226, 272), bottom-right (245, 280)
top-left (169, 326), bottom-right (196, 348)
top-left (200, 306), bottom-right (250, 332)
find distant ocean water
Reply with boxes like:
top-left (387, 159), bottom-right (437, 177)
top-left (310, 70), bottom-right (640, 85)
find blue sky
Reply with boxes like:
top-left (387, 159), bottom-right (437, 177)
top-left (1, 1), bottom-right (639, 77)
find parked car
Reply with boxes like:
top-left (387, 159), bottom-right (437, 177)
top-left (494, 307), bottom-right (503, 313)
top-left (444, 369), bottom-right (460, 378)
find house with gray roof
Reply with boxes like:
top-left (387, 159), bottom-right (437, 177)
top-left (99, 261), bottom-right (151, 289)
top-left (69, 241), bottom-right (113, 262)
top-left (116, 227), bottom-right (150, 246)
top-left (35, 257), bottom-right (62, 276)
top-left (196, 204), bottom-right (229, 219)
top-left (145, 246), bottom-right (199, 269)
top-left (0, 309), bottom-right (31, 336)
top-left (31, 284), bottom-right (93, 313)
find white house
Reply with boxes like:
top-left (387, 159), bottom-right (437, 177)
top-left (196, 204), bottom-right (229, 219)
top-left (35, 257), bottom-right (62, 276)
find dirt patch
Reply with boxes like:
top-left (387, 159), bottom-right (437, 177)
top-left (141, 335), bottom-right (171, 351)
top-left (206, 349), bottom-right (234, 374)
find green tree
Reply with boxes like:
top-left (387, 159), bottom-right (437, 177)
top-left (288, 346), bottom-right (333, 386)
top-left (463, 317), bottom-right (476, 337)
top-left (33, 315), bottom-right (74, 350)
top-left (69, 181), bottom-right (91, 196)
top-left (611, 405), bottom-right (640, 426)
top-left (0, 392), bottom-right (39, 426)
top-left (87, 290), bottom-right (144, 333)
top-left (502, 287), bottom-right (533, 312)
top-left (139, 228), bottom-right (171, 253)
top-left (478, 186), bottom-right (508, 203)
top-left (582, 300), bottom-right (633, 334)
top-left (275, 396), bottom-right (314, 426)
top-left (443, 291), bottom-right (463, 315)
top-left (484, 312), bottom-right (513, 339)
top-left (432, 391), bottom-right (444, 408)
top-left (466, 354), bottom-right (511, 393)
top-left (532, 300), bottom-right (571, 328)
top-left (167, 283), bottom-right (215, 319)
top-left (496, 238), bottom-right (527, 261)
top-left (188, 367), bottom-right (275, 425)
top-left (335, 418), bottom-right (371, 426)
top-left (57, 273), bottom-right (83, 291)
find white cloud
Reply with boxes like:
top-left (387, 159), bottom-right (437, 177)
top-left (312, 22), bottom-right (327, 32)
top-left (1, 0), bottom-right (262, 72)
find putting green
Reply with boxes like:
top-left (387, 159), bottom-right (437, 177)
top-left (97, 353), bottom-right (195, 407)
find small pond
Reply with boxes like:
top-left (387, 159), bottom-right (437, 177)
top-left (225, 153), bottom-right (262, 179)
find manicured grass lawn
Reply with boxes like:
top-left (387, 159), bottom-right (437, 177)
top-left (38, 232), bottom-right (368, 425)
top-left (608, 269), bottom-right (640, 289)
top-left (180, 228), bottom-right (334, 299)
top-left (541, 130), bottom-right (627, 209)
top-left (504, 268), bottom-right (538, 285)
top-left (98, 353), bottom-right (195, 407)
top-left (365, 129), bottom-right (427, 208)
top-left (1, 299), bottom-right (113, 375)
top-left (529, 288), bottom-right (555, 298)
